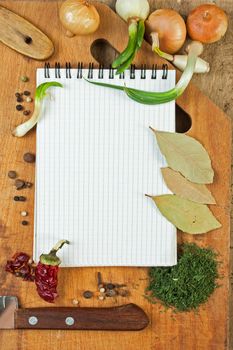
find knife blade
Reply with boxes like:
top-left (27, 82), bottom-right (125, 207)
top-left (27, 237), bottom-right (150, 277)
top-left (0, 296), bottom-right (149, 331)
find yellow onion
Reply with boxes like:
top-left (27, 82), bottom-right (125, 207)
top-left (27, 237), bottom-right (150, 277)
top-left (59, 0), bottom-right (100, 37)
top-left (145, 9), bottom-right (186, 54)
top-left (187, 4), bottom-right (228, 44)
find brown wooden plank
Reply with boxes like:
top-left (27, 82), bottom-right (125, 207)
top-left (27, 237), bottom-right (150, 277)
top-left (0, 1), bottom-right (231, 350)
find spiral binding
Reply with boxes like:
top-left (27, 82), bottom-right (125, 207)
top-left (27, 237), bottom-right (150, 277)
top-left (44, 62), bottom-right (168, 80)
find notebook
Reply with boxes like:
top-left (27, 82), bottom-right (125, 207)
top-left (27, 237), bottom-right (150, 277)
top-left (34, 64), bottom-right (177, 267)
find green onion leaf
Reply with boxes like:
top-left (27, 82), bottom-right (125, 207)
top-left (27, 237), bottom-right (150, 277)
top-left (12, 82), bottom-right (63, 137)
top-left (112, 21), bottom-right (138, 69)
top-left (116, 53), bottom-right (136, 74)
top-left (136, 20), bottom-right (145, 50)
top-left (85, 41), bottom-right (203, 105)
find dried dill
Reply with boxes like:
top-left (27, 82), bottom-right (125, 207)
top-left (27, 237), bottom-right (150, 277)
top-left (146, 243), bottom-right (219, 312)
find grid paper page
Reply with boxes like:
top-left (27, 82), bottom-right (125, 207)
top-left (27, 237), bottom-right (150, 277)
top-left (34, 68), bottom-right (177, 266)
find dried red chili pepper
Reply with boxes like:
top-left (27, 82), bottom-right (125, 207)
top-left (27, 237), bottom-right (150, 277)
top-left (5, 252), bottom-right (35, 281)
top-left (35, 240), bottom-right (69, 303)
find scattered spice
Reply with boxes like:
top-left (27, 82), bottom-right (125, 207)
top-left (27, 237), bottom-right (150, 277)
top-left (23, 91), bottom-right (31, 96)
top-left (23, 152), bottom-right (35, 163)
top-left (72, 299), bottom-right (79, 305)
top-left (20, 76), bottom-right (29, 82)
top-left (15, 179), bottom-right (25, 190)
top-left (16, 97), bottom-right (23, 103)
top-left (21, 211), bottom-right (28, 217)
top-left (106, 289), bottom-right (117, 297)
top-left (83, 290), bottom-right (93, 299)
top-left (21, 220), bottom-right (28, 226)
top-left (14, 196), bottom-right (26, 202)
top-left (8, 170), bottom-right (17, 179)
top-left (95, 272), bottom-right (129, 301)
top-left (146, 243), bottom-right (219, 312)
top-left (15, 92), bottom-right (21, 98)
top-left (14, 179), bottom-right (32, 190)
top-left (23, 110), bottom-right (31, 116)
top-left (26, 97), bottom-right (33, 103)
top-left (5, 252), bottom-right (35, 281)
top-left (35, 240), bottom-right (69, 303)
top-left (106, 283), bottom-right (115, 290)
top-left (97, 271), bottom-right (102, 288)
top-left (16, 104), bottom-right (23, 111)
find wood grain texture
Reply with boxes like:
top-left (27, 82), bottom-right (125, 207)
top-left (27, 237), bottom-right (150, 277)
top-left (15, 304), bottom-right (149, 330)
top-left (0, 5), bottom-right (54, 60)
top-left (0, 1), bottom-right (231, 350)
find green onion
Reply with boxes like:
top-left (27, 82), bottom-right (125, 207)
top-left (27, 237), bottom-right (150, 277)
top-left (12, 82), bottom-right (63, 137)
top-left (112, 0), bottom-right (149, 74)
top-left (114, 19), bottom-right (145, 75)
top-left (136, 19), bottom-right (145, 50)
top-left (151, 33), bottom-right (210, 73)
top-left (112, 20), bottom-right (138, 70)
top-left (85, 41), bottom-right (203, 105)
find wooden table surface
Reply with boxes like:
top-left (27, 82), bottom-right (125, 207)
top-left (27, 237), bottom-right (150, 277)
top-left (102, 1), bottom-right (233, 346)
top-left (0, 0), bottom-right (232, 349)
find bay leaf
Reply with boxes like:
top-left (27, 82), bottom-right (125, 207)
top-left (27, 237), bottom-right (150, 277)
top-left (147, 194), bottom-right (221, 234)
top-left (161, 167), bottom-right (216, 204)
top-left (150, 128), bottom-right (214, 184)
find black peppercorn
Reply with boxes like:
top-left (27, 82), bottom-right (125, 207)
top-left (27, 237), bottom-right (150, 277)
top-left (23, 110), bottom-right (30, 116)
top-left (106, 283), bottom-right (115, 290)
top-left (16, 97), bottom-right (23, 103)
top-left (18, 196), bottom-right (26, 202)
top-left (22, 220), bottom-right (28, 226)
top-left (83, 291), bottom-right (93, 299)
top-left (15, 92), bottom-right (21, 98)
top-left (16, 105), bottom-right (23, 111)
top-left (14, 196), bottom-right (20, 201)
top-left (23, 91), bottom-right (30, 96)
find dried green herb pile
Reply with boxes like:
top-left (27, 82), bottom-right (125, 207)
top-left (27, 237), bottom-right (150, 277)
top-left (147, 243), bottom-right (219, 312)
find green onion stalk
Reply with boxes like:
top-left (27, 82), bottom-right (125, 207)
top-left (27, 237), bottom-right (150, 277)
top-left (12, 82), bottom-right (63, 137)
top-left (112, 0), bottom-right (150, 74)
top-left (86, 41), bottom-right (204, 105)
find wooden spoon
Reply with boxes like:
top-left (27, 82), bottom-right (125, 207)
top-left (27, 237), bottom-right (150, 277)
top-left (0, 5), bottom-right (54, 60)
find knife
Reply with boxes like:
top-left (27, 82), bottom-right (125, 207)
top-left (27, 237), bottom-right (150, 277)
top-left (0, 296), bottom-right (149, 331)
top-left (0, 6), bottom-right (54, 60)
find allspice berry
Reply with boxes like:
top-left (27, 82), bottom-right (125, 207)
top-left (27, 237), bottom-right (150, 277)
top-left (8, 170), bottom-right (17, 179)
top-left (23, 153), bottom-right (35, 163)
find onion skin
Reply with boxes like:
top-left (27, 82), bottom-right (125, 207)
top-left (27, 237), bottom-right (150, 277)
top-left (145, 9), bottom-right (186, 54)
top-left (59, 0), bottom-right (100, 37)
top-left (187, 4), bottom-right (228, 44)
top-left (116, 0), bottom-right (150, 22)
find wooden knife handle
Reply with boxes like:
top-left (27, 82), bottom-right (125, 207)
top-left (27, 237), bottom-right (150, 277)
top-left (15, 303), bottom-right (149, 331)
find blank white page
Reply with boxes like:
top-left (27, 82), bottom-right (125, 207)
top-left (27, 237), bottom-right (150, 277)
top-left (34, 68), bottom-right (177, 266)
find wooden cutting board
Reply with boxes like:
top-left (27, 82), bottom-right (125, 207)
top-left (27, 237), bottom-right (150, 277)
top-left (0, 1), bottom-right (231, 350)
